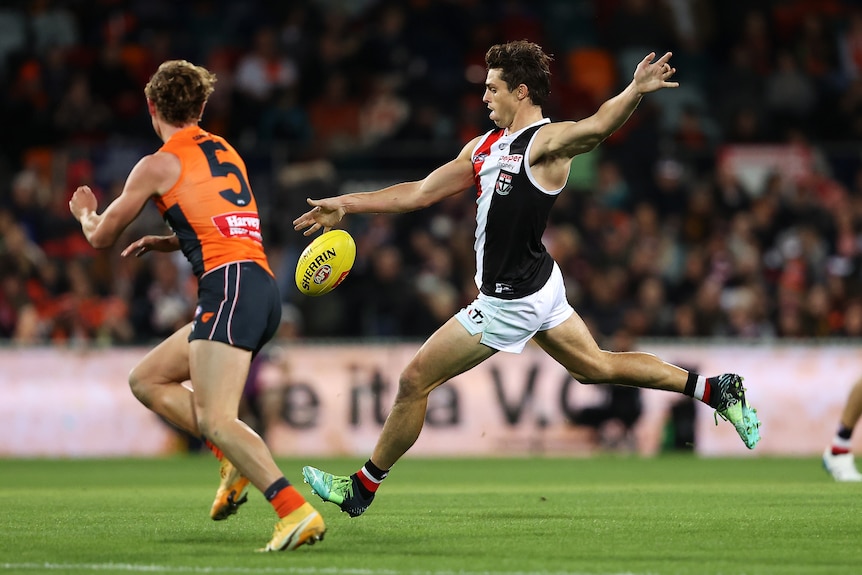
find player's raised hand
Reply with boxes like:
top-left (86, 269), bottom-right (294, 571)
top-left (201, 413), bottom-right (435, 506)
top-left (293, 197), bottom-right (346, 236)
top-left (633, 51), bottom-right (678, 94)
top-left (69, 185), bottom-right (98, 221)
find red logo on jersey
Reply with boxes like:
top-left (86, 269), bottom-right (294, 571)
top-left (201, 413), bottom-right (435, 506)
top-left (212, 212), bottom-right (262, 242)
top-left (495, 172), bottom-right (513, 195)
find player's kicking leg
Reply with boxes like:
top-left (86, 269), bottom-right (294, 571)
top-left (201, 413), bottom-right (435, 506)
top-left (533, 313), bottom-right (761, 449)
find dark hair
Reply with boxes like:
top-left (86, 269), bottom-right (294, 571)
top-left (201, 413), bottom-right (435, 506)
top-left (144, 60), bottom-right (216, 126)
top-left (485, 40), bottom-right (553, 107)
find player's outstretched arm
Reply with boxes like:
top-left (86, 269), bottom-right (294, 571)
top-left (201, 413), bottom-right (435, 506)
top-left (534, 51), bottom-right (678, 160)
top-left (293, 138), bottom-right (479, 236)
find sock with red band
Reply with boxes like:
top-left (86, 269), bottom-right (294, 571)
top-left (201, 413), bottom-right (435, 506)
top-left (683, 372), bottom-right (716, 406)
top-left (354, 460), bottom-right (388, 499)
top-left (831, 425), bottom-right (854, 455)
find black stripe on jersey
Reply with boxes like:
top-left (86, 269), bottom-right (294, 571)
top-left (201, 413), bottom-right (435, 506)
top-left (481, 124), bottom-right (555, 299)
top-left (163, 204), bottom-right (204, 277)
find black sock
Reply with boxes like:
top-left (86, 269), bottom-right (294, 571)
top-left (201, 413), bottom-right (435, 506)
top-left (363, 459), bottom-right (388, 481)
top-left (264, 477), bottom-right (291, 501)
top-left (683, 372), bottom-right (698, 397)
top-left (838, 425), bottom-right (854, 441)
top-left (353, 459), bottom-right (387, 499)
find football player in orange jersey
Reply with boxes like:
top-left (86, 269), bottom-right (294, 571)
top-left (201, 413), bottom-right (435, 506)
top-left (69, 60), bottom-right (324, 551)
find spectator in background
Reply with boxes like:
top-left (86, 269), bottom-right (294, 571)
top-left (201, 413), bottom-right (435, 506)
top-left (233, 25), bottom-right (300, 142)
top-left (568, 328), bottom-right (643, 452)
top-left (673, 104), bottom-right (717, 157)
top-left (53, 74), bottom-right (113, 144)
top-left (715, 43), bottom-right (766, 136)
top-left (200, 48), bottom-right (237, 137)
top-left (52, 258), bottom-right (133, 344)
top-left (632, 274), bottom-right (673, 336)
top-left (89, 42), bottom-right (143, 127)
top-left (793, 12), bottom-right (840, 86)
top-left (307, 71), bottom-right (361, 157)
top-left (128, 252), bottom-right (195, 341)
top-left (646, 158), bottom-right (688, 219)
top-left (304, 7), bottom-right (361, 99)
top-left (736, 9), bottom-right (774, 77)
top-left (604, 0), bottom-right (667, 53)
top-left (28, 0), bottom-right (78, 55)
top-left (594, 158), bottom-right (631, 210)
top-left (358, 3), bottom-right (413, 80)
top-left (258, 87), bottom-right (312, 148)
top-left (4, 170), bottom-right (50, 243)
top-left (359, 74), bottom-right (410, 149)
top-left (0, 5), bottom-right (27, 80)
top-left (836, 76), bottom-right (862, 140)
top-left (765, 50), bottom-right (818, 137)
top-left (349, 244), bottom-right (416, 337)
top-left (838, 9), bottom-right (862, 82)
top-left (0, 210), bottom-right (42, 343)
top-left (0, 260), bottom-right (40, 343)
top-left (2, 60), bottom-right (55, 162)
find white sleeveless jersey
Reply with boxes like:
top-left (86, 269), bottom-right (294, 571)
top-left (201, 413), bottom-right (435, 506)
top-left (469, 118), bottom-right (564, 299)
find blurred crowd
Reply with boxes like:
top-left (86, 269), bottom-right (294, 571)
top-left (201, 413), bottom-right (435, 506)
top-left (2, 0), bottom-right (862, 347)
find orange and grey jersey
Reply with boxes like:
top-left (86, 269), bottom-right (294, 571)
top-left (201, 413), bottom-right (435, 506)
top-left (470, 118), bottom-right (561, 299)
top-left (153, 126), bottom-right (273, 278)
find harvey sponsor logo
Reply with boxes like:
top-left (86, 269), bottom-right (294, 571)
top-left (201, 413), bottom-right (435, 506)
top-left (212, 212), bottom-right (262, 242)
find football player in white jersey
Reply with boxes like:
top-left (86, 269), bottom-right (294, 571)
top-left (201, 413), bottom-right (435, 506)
top-left (293, 40), bottom-right (760, 518)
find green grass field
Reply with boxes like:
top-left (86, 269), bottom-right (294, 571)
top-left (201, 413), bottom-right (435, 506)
top-left (0, 455), bottom-right (859, 575)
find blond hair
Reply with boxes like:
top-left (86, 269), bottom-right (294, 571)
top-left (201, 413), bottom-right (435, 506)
top-left (144, 60), bottom-right (217, 126)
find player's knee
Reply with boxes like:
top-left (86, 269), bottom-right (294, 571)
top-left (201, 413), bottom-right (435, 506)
top-left (195, 414), bottom-right (218, 440)
top-left (571, 351), bottom-right (614, 384)
top-left (195, 409), bottom-right (232, 441)
top-left (128, 366), bottom-right (151, 406)
top-left (395, 366), bottom-right (432, 402)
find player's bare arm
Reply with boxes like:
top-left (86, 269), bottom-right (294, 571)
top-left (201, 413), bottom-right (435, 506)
top-left (293, 138), bottom-right (480, 236)
top-left (532, 51), bottom-right (678, 162)
top-left (120, 233), bottom-right (180, 258)
top-left (70, 152), bottom-right (180, 249)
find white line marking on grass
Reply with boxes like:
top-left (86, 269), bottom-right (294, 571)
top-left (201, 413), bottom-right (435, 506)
top-left (1, 564), bottom-right (653, 575)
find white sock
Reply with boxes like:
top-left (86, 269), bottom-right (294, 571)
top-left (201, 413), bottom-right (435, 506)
top-left (832, 435), bottom-right (852, 452)
top-left (693, 375), bottom-right (707, 402)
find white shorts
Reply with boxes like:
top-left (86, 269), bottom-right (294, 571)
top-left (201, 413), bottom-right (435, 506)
top-left (455, 263), bottom-right (574, 353)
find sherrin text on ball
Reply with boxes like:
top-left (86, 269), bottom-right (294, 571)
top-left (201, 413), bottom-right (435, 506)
top-left (294, 229), bottom-right (356, 296)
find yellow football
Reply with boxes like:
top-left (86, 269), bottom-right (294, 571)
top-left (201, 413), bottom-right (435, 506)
top-left (294, 229), bottom-right (356, 296)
